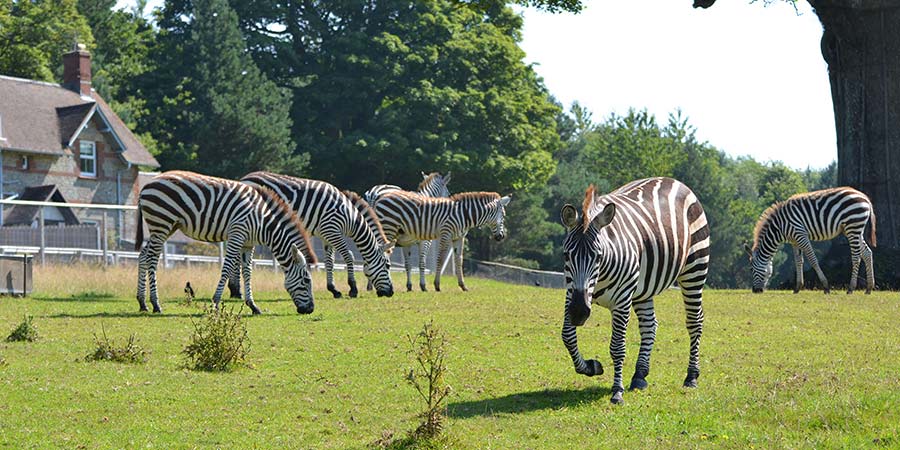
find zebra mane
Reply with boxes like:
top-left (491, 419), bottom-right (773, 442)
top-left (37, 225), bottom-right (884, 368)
top-left (450, 191), bottom-right (501, 203)
top-left (751, 202), bottom-right (783, 252)
top-left (254, 185), bottom-right (318, 264)
top-left (342, 190), bottom-right (388, 244)
top-left (582, 184), bottom-right (597, 231)
top-left (418, 172), bottom-right (442, 191)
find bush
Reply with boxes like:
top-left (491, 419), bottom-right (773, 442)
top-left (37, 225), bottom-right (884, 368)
top-left (405, 320), bottom-right (452, 440)
top-left (6, 315), bottom-right (38, 342)
top-left (85, 325), bottom-right (148, 364)
top-left (183, 305), bottom-right (250, 372)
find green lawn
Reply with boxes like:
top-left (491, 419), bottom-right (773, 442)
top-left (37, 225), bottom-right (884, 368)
top-left (0, 264), bottom-right (898, 449)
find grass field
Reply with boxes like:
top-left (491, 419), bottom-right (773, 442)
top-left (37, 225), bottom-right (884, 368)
top-left (0, 264), bottom-right (898, 449)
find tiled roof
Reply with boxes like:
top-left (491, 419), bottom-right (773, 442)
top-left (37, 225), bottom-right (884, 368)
top-left (3, 185), bottom-right (80, 226)
top-left (0, 75), bottom-right (159, 168)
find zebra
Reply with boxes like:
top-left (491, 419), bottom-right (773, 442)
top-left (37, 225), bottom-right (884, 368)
top-left (135, 171), bottom-right (317, 315)
top-left (365, 172), bottom-right (452, 291)
top-left (227, 172), bottom-right (395, 299)
top-left (744, 186), bottom-right (876, 294)
top-left (560, 178), bottom-right (709, 404)
top-left (374, 190), bottom-right (510, 292)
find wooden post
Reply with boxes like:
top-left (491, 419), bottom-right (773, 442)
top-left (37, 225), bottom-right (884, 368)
top-left (101, 211), bottom-right (108, 267)
top-left (39, 208), bottom-right (45, 267)
top-left (218, 242), bottom-right (225, 267)
top-left (162, 242), bottom-right (168, 269)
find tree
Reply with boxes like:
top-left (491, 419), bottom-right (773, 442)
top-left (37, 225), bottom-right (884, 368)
top-left (137, 0), bottom-right (305, 179)
top-left (0, 0), bottom-right (94, 81)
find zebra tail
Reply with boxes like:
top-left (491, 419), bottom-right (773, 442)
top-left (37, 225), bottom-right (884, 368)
top-left (134, 207), bottom-right (144, 251)
top-left (869, 204), bottom-right (877, 248)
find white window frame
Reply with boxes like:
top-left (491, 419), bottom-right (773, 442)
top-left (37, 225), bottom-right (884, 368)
top-left (79, 140), bottom-right (96, 177)
top-left (0, 114), bottom-right (6, 141)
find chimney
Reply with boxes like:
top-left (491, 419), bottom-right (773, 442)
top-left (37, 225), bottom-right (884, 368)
top-left (62, 43), bottom-right (92, 97)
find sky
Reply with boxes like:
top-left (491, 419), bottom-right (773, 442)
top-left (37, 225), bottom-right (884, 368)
top-left (119, 0), bottom-right (836, 169)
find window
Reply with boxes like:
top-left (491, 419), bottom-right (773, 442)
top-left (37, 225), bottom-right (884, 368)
top-left (0, 114), bottom-right (6, 141)
top-left (21, 155), bottom-right (28, 170)
top-left (79, 141), bottom-right (96, 177)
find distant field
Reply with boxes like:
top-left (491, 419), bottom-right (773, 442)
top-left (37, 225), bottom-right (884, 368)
top-left (0, 264), bottom-right (898, 449)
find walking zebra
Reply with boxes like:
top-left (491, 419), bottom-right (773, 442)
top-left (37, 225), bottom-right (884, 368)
top-left (374, 190), bottom-right (510, 292)
top-left (228, 172), bottom-right (395, 299)
top-left (745, 187), bottom-right (876, 294)
top-left (365, 172), bottom-right (452, 291)
top-left (560, 178), bottom-right (709, 404)
top-left (135, 171), bottom-right (317, 315)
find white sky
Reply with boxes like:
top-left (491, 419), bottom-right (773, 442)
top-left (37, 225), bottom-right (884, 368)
top-left (120, 0), bottom-right (836, 169)
top-left (519, 1), bottom-right (836, 169)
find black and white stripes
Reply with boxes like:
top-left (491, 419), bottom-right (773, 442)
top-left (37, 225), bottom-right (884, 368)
top-left (560, 177), bottom-right (709, 404)
top-left (747, 186), bottom-right (876, 294)
top-left (135, 171), bottom-right (317, 315)
top-left (374, 190), bottom-right (510, 292)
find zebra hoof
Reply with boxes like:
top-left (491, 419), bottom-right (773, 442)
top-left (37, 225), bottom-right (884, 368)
top-left (152, 308), bottom-right (162, 314)
top-left (420, 284), bottom-right (427, 292)
top-left (459, 285), bottom-right (469, 292)
top-left (434, 285), bottom-right (441, 292)
top-left (406, 283), bottom-right (413, 292)
top-left (578, 359), bottom-right (603, 377)
top-left (610, 389), bottom-right (624, 404)
top-left (629, 377), bottom-right (648, 391)
top-left (793, 289), bottom-right (800, 294)
top-left (138, 306), bottom-right (148, 313)
top-left (847, 289), bottom-right (853, 295)
top-left (824, 288), bottom-right (831, 295)
top-left (866, 289), bottom-right (872, 295)
top-left (349, 289), bottom-right (359, 299)
top-left (683, 369), bottom-right (700, 388)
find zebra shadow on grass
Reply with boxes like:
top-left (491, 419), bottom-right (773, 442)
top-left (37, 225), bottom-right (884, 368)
top-left (448, 385), bottom-right (611, 418)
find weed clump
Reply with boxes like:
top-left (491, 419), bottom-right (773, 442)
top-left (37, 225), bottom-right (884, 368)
top-left (405, 320), bottom-right (452, 440)
top-left (6, 315), bottom-right (38, 342)
top-left (85, 325), bottom-right (148, 364)
top-left (183, 305), bottom-right (249, 371)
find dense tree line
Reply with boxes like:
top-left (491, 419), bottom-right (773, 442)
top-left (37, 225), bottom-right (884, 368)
top-left (0, 0), bottom-right (836, 288)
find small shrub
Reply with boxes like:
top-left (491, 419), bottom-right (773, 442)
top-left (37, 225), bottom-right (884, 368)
top-left (6, 315), bottom-right (38, 342)
top-left (183, 305), bottom-right (250, 372)
top-left (85, 325), bottom-right (148, 364)
top-left (405, 320), bottom-right (452, 440)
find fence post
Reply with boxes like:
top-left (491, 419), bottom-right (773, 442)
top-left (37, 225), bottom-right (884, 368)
top-left (219, 242), bottom-right (225, 267)
top-left (101, 211), bottom-right (108, 267)
top-left (162, 242), bottom-right (168, 269)
top-left (39, 208), bottom-right (45, 267)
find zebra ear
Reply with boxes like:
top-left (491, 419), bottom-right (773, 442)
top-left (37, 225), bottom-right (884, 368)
top-left (500, 195), bottom-right (511, 207)
top-left (444, 172), bottom-right (451, 183)
top-left (560, 204), bottom-right (580, 229)
top-left (743, 241), bottom-right (752, 255)
top-left (591, 203), bottom-right (616, 229)
top-left (421, 171), bottom-right (428, 179)
top-left (291, 244), bottom-right (304, 264)
top-left (380, 241), bottom-right (395, 255)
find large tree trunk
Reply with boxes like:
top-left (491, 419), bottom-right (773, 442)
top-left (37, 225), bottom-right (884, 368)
top-left (812, 0), bottom-right (900, 288)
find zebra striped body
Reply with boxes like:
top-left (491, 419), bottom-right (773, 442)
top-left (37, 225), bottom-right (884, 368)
top-left (231, 172), bottom-right (394, 299)
top-left (561, 178), bottom-right (709, 404)
top-left (374, 190), bottom-right (510, 292)
top-left (365, 172), bottom-right (452, 291)
top-left (135, 171), bottom-right (316, 315)
top-left (748, 187), bottom-right (876, 294)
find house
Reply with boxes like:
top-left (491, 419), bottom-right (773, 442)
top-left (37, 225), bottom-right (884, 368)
top-left (0, 44), bottom-right (159, 244)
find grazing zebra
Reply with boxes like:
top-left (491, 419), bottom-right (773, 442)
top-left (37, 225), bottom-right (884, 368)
top-left (375, 190), bottom-right (510, 292)
top-left (227, 172), bottom-right (395, 299)
top-left (744, 187), bottom-right (876, 294)
top-left (365, 172), bottom-right (452, 291)
top-left (135, 171), bottom-right (317, 315)
top-left (560, 178), bottom-right (709, 404)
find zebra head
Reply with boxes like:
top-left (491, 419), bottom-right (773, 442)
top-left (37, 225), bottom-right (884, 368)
top-left (364, 249), bottom-right (394, 297)
top-left (284, 243), bottom-right (315, 314)
top-left (745, 242), bottom-right (773, 293)
top-left (487, 195), bottom-right (512, 241)
top-left (420, 171), bottom-right (452, 198)
top-left (561, 202), bottom-right (616, 327)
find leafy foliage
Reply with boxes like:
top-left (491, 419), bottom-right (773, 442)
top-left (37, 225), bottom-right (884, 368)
top-left (85, 324), bottom-right (148, 364)
top-left (6, 315), bottom-right (38, 342)
top-left (183, 305), bottom-right (250, 372)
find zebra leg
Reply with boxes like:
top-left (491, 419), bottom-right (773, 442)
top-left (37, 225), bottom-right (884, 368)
top-left (561, 319), bottom-right (603, 378)
top-left (678, 271), bottom-right (706, 389)
top-left (609, 307), bottom-right (631, 404)
top-left (847, 233), bottom-right (863, 294)
top-left (454, 238), bottom-right (467, 291)
top-left (799, 236), bottom-right (830, 294)
top-left (434, 234), bottom-right (452, 292)
top-left (863, 243), bottom-right (875, 294)
top-left (227, 245), bottom-right (242, 299)
top-left (136, 241), bottom-right (152, 312)
top-left (145, 235), bottom-right (167, 314)
top-left (419, 241), bottom-right (430, 292)
top-left (404, 246), bottom-right (415, 292)
top-left (629, 298), bottom-right (657, 391)
top-left (324, 243), bottom-right (342, 298)
top-left (214, 239), bottom-right (244, 307)
top-left (241, 248), bottom-right (262, 315)
top-left (333, 238), bottom-right (358, 298)
top-left (792, 245), bottom-right (804, 294)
